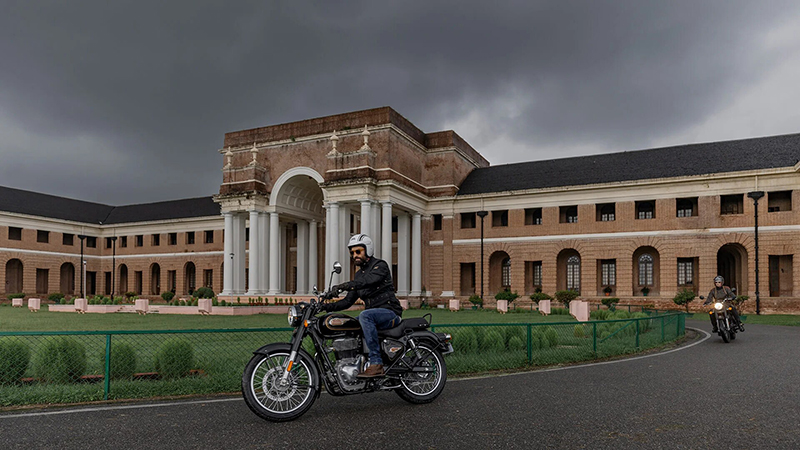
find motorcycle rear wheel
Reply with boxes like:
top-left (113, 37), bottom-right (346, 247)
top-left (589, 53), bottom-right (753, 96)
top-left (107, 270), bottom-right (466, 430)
top-left (395, 344), bottom-right (447, 404)
top-left (242, 349), bottom-right (319, 422)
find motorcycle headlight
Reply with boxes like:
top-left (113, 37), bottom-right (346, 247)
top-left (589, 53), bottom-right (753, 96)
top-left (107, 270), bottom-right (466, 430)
top-left (287, 305), bottom-right (302, 327)
top-left (714, 302), bottom-right (724, 310)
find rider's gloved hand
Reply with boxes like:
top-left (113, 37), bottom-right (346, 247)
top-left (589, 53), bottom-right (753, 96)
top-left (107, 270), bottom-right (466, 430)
top-left (331, 282), bottom-right (351, 294)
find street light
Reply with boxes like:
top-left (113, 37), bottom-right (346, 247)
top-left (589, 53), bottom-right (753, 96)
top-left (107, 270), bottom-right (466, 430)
top-left (747, 191), bottom-right (764, 315)
top-left (477, 211), bottom-right (488, 301)
top-left (78, 235), bottom-right (86, 298)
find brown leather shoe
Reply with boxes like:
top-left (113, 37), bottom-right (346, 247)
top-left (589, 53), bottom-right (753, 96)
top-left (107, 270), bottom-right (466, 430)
top-left (357, 364), bottom-right (384, 378)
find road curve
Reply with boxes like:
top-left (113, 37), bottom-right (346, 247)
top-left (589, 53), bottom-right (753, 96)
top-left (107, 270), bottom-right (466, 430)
top-left (2, 320), bottom-right (799, 449)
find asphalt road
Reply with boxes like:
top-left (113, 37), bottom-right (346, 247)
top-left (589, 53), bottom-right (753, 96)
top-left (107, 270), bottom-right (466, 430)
top-left (2, 320), bottom-right (799, 449)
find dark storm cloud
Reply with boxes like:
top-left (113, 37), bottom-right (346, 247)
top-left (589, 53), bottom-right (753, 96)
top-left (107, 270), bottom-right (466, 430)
top-left (1, 0), bottom-right (798, 204)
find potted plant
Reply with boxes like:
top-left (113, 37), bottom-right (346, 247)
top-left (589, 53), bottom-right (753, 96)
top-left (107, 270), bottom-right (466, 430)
top-left (641, 286), bottom-right (650, 297)
top-left (468, 294), bottom-right (483, 310)
top-left (603, 286), bottom-right (613, 296)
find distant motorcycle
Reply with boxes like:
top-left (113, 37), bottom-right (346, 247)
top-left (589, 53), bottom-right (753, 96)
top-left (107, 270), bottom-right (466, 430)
top-left (241, 262), bottom-right (454, 422)
top-left (700, 292), bottom-right (743, 343)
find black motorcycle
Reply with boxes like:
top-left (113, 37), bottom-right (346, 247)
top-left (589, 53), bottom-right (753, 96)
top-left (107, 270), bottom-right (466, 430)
top-left (241, 262), bottom-right (454, 422)
top-left (700, 292), bottom-right (743, 343)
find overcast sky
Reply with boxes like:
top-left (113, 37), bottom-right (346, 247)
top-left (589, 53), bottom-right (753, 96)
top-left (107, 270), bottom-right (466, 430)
top-left (2, 1), bottom-right (800, 205)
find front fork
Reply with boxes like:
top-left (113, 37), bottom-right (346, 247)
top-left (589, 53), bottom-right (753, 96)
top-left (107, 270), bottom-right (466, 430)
top-left (281, 325), bottom-right (308, 384)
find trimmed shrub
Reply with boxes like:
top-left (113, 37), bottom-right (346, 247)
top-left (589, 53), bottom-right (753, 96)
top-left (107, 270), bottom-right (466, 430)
top-left (8, 293), bottom-right (25, 299)
top-left (125, 291), bottom-right (138, 299)
top-left (503, 325), bottom-right (525, 347)
top-left (47, 292), bottom-right (65, 302)
top-left (529, 292), bottom-right (552, 303)
top-left (155, 339), bottom-right (194, 379)
top-left (554, 290), bottom-right (579, 308)
top-left (0, 338), bottom-right (31, 384)
top-left (453, 329), bottom-right (478, 353)
top-left (161, 291), bottom-right (175, 302)
top-left (494, 289), bottom-right (520, 303)
top-left (543, 327), bottom-right (558, 347)
top-left (193, 287), bottom-right (215, 299)
top-left (33, 337), bottom-right (87, 383)
top-left (102, 342), bottom-right (137, 379)
top-left (601, 297), bottom-right (620, 310)
top-left (468, 294), bottom-right (483, 308)
top-left (590, 309), bottom-right (613, 320)
top-left (673, 289), bottom-right (696, 313)
top-left (574, 324), bottom-right (586, 338)
top-left (550, 307), bottom-right (571, 315)
top-left (481, 330), bottom-right (505, 352)
top-left (508, 336), bottom-right (525, 351)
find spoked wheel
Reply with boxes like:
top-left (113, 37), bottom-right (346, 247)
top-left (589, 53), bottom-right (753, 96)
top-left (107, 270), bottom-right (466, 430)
top-left (242, 349), bottom-right (319, 422)
top-left (395, 344), bottom-right (447, 404)
top-left (719, 320), bottom-right (730, 343)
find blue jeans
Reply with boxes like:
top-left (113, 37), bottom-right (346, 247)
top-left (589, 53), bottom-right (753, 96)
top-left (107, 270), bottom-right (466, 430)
top-left (359, 308), bottom-right (400, 365)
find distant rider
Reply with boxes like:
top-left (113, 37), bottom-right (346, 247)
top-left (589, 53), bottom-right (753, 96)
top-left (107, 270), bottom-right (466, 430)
top-left (320, 234), bottom-right (403, 378)
top-left (704, 275), bottom-right (744, 332)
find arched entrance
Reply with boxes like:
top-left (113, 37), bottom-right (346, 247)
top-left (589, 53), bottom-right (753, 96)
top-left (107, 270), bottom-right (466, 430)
top-left (150, 263), bottom-right (161, 295)
top-left (489, 251), bottom-right (511, 295)
top-left (5, 259), bottom-right (23, 294)
top-left (632, 246), bottom-right (660, 296)
top-left (557, 249), bottom-right (581, 293)
top-left (119, 264), bottom-right (128, 294)
top-left (185, 262), bottom-right (196, 295)
top-left (717, 244), bottom-right (748, 294)
top-left (60, 262), bottom-right (75, 295)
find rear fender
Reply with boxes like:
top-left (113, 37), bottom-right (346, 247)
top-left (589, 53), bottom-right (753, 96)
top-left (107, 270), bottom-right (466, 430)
top-left (406, 330), bottom-right (452, 354)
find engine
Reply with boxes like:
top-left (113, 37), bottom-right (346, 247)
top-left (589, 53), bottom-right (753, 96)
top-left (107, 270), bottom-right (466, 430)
top-left (331, 338), bottom-right (366, 389)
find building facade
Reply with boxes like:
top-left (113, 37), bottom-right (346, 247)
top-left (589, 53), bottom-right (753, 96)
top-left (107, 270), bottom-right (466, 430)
top-left (2, 107), bottom-right (799, 313)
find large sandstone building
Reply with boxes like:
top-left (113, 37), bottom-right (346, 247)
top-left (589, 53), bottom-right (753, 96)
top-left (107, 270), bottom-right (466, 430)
top-left (2, 107), bottom-right (799, 313)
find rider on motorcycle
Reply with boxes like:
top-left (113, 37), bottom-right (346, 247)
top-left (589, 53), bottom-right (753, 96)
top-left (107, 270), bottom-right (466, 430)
top-left (320, 234), bottom-right (403, 378)
top-left (704, 275), bottom-right (744, 333)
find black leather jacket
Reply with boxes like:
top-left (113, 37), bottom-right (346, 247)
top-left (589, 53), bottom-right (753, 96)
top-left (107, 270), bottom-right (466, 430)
top-left (323, 256), bottom-right (403, 316)
top-left (705, 286), bottom-right (736, 305)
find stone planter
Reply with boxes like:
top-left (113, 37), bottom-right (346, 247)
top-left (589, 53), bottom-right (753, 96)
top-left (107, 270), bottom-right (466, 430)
top-left (449, 299), bottom-right (460, 311)
top-left (11, 298), bottom-right (23, 307)
top-left (538, 299), bottom-right (551, 315)
top-left (496, 299), bottom-right (508, 314)
top-left (135, 299), bottom-right (150, 315)
top-left (74, 298), bottom-right (88, 313)
top-left (28, 298), bottom-right (41, 312)
top-left (198, 298), bottom-right (213, 315)
top-left (399, 299), bottom-right (409, 310)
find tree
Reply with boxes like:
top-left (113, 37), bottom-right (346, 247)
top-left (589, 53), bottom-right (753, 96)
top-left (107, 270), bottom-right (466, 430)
top-left (672, 288), bottom-right (695, 313)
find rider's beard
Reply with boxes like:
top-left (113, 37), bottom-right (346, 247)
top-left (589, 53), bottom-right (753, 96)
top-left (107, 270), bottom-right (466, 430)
top-left (353, 256), bottom-right (369, 267)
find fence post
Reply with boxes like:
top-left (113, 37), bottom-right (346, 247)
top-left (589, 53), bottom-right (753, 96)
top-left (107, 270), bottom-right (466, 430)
top-left (661, 316), bottom-right (665, 342)
top-left (527, 324), bottom-right (532, 363)
top-left (592, 322), bottom-right (597, 356)
top-left (635, 320), bottom-right (640, 348)
top-left (104, 334), bottom-right (111, 400)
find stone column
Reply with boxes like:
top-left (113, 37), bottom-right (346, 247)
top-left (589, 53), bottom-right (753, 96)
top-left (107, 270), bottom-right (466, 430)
top-left (296, 220), bottom-right (308, 295)
top-left (372, 202), bottom-right (381, 258)
top-left (246, 210), bottom-right (260, 295)
top-left (340, 205), bottom-right (350, 281)
top-left (308, 220), bottom-right (318, 294)
top-left (382, 202), bottom-right (393, 267)
top-left (360, 200), bottom-right (372, 241)
top-left (232, 213), bottom-right (246, 294)
top-left (221, 212), bottom-right (234, 295)
top-left (397, 212), bottom-right (410, 296)
top-left (268, 212), bottom-right (281, 295)
top-left (260, 211), bottom-right (270, 294)
top-left (327, 202), bottom-right (340, 285)
top-left (441, 215), bottom-right (455, 297)
top-left (280, 223), bottom-right (288, 293)
top-left (411, 213), bottom-right (422, 296)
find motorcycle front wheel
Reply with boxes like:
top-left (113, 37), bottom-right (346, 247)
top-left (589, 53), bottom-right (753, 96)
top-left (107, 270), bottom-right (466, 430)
top-left (718, 319), bottom-right (730, 343)
top-left (395, 344), bottom-right (447, 404)
top-left (242, 349), bottom-right (319, 422)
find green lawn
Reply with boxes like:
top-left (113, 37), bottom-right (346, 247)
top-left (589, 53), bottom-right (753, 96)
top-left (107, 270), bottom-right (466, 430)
top-left (0, 305), bottom-right (574, 332)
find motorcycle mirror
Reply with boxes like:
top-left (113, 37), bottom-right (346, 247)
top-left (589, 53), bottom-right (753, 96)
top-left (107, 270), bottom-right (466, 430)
top-left (731, 288), bottom-right (737, 293)
top-left (333, 261), bottom-right (342, 274)
top-left (312, 285), bottom-right (318, 294)
top-left (699, 295), bottom-right (705, 300)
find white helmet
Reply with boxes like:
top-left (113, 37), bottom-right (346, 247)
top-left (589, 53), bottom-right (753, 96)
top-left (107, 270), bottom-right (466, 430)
top-left (347, 234), bottom-right (374, 257)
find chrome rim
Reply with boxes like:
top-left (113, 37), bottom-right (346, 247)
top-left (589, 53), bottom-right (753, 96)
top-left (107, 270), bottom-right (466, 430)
top-left (400, 346), bottom-right (442, 396)
top-left (249, 352), bottom-right (312, 414)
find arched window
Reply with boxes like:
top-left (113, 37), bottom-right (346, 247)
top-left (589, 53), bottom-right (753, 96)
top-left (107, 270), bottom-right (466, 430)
top-left (638, 254), bottom-right (654, 286)
top-left (567, 255), bottom-right (580, 291)
top-left (501, 258), bottom-right (511, 290)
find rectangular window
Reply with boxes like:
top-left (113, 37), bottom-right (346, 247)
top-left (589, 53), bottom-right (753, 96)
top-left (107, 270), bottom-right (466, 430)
top-left (677, 258), bottom-right (694, 285)
top-left (36, 268), bottom-right (49, 294)
top-left (525, 261), bottom-right (543, 294)
top-left (120, 236), bottom-right (127, 248)
top-left (560, 206), bottom-right (578, 223)
top-left (433, 214), bottom-right (442, 231)
top-left (167, 270), bottom-right (177, 293)
top-left (391, 217), bottom-right (398, 233)
top-left (601, 259), bottom-right (616, 286)
top-left (186, 231), bottom-right (195, 245)
top-left (204, 269), bottom-right (213, 288)
top-left (8, 226), bottom-right (22, 240)
top-left (105, 237), bottom-right (114, 249)
top-left (720, 194), bottom-right (744, 215)
top-left (37, 230), bottom-right (49, 243)
top-left (135, 235), bottom-right (144, 247)
top-left (86, 236), bottom-right (97, 248)
top-left (169, 232), bottom-right (177, 245)
top-left (636, 200), bottom-right (655, 219)
top-left (768, 190), bottom-right (792, 212)
top-left (492, 210), bottom-right (509, 227)
top-left (596, 203), bottom-right (615, 222)
top-left (676, 197), bottom-right (698, 217)
top-left (524, 208), bottom-right (542, 225)
top-left (460, 212), bottom-right (476, 229)
top-left (134, 271), bottom-right (143, 295)
top-left (204, 230), bottom-right (214, 244)
top-left (63, 233), bottom-right (74, 246)
top-left (152, 234), bottom-right (160, 246)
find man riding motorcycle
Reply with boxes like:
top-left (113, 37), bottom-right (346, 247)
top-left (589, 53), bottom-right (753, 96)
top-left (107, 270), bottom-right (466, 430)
top-left (320, 234), bottom-right (403, 378)
top-left (704, 275), bottom-right (744, 333)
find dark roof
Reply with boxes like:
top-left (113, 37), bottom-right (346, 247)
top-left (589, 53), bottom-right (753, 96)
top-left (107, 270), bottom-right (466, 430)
top-left (457, 133), bottom-right (800, 196)
top-left (0, 186), bottom-right (219, 225)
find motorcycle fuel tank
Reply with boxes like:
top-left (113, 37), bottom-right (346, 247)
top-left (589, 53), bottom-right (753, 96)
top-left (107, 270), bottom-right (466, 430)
top-left (319, 313), bottom-right (362, 336)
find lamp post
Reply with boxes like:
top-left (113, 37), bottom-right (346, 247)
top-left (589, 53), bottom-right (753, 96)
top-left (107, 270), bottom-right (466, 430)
top-left (747, 191), bottom-right (764, 315)
top-left (78, 235), bottom-right (86, 298)
top-left (110, 236), bottom-right (117, 299)
top-left (476, 211), bottom-right (488, 301)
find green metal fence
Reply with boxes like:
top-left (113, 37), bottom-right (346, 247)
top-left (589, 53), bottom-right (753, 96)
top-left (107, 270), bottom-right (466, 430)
top-left (0, 312), bottom-right (685, 407)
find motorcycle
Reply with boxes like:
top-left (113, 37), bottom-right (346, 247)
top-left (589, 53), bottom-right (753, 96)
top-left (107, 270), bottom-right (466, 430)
top-left (241, 262), bottom-right (454, 422)
top-left (699, 291), bottom-right (743, 343)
